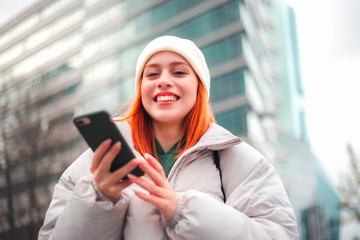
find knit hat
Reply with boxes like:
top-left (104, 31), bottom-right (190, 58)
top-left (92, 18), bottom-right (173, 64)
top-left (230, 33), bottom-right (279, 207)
top-left (135, 36), bottom-right (210, 99)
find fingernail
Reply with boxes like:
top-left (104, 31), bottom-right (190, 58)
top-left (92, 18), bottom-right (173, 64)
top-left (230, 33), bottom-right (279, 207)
top-left (113, 141), bottom-right (121, 150)
top-left (127, 173), bottom-right (137, 181)
top-left (104, 139), bottom-right (111, 145)
top-left (134, 189), bottom-right (143, 197)
top-left (144, 153), bottom-right (152, 160)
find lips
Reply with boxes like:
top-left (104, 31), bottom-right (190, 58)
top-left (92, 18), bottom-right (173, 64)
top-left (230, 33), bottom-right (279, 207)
top-left (153, 92), bottom-right (180, 102)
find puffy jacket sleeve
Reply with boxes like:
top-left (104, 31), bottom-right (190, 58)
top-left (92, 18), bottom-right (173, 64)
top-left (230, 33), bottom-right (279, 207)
top-left (38, 149), bottom-right (130, 240)
top-left (164, 142), bottom-right (298, 240)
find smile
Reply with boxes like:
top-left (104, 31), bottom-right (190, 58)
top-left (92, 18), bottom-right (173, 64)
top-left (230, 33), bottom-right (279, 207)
top-left (155, 95), bottom-right (179, 102)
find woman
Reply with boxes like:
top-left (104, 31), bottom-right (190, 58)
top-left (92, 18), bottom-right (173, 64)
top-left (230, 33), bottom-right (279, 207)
top-left (39, 36), bottom-right (298, 239)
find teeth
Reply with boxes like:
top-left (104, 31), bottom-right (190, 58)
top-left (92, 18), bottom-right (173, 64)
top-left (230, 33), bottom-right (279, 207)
top-left (157, 95), bottom-right (178, 102)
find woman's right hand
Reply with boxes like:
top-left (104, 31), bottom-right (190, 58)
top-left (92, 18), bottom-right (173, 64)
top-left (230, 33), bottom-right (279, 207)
top-left (90, 139), bottom-right (140, 200)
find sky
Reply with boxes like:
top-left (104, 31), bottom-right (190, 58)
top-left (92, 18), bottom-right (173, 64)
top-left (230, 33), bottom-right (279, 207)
top-left (0, 0), bottom-right (37, 25)
top-left (288, 0), bottom-right (360, 186)
top-left (1, 0), bottom-right (359, 186)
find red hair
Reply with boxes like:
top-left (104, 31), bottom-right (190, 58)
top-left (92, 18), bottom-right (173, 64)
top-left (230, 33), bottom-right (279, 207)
top-left (117, 79), bottom-right (214, 159)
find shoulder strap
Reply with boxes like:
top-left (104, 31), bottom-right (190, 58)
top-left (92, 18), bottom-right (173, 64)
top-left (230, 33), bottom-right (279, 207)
top-left (214, 151), bottom-right (226, 202)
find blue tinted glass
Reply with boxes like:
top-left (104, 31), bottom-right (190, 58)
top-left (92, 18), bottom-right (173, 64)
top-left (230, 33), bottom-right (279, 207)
top-left (164, 1), bottom-right (240, 39)
top-left (211, 69), bottom-right (245, 102)
top-left (134, 0), bottom-right (207, 33)
top-left (117, 0), bottom-right (208, 74)
top-left (215, 106), bottom-right (249, 135)
top-left (201, 33), bottom-right (243, 67)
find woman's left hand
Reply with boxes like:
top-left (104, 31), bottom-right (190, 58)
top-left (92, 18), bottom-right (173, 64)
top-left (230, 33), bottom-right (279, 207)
top-left (127, 153), bottom-right (178, 222)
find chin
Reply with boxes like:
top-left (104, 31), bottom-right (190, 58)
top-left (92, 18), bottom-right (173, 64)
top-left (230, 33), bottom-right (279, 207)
top-left (152, 115), bottom-right (185, 126)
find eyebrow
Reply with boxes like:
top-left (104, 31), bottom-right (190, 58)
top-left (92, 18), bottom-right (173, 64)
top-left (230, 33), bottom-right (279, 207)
top-left (144, 61), bottom-right (190, 69)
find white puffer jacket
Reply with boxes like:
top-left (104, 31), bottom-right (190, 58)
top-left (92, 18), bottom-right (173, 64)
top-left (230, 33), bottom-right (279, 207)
top-left (39, 121), bottom-right (298, 240)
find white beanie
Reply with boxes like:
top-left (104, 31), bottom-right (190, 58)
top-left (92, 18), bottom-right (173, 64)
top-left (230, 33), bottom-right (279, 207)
top-left (135, 36), bottom-right (211, 99)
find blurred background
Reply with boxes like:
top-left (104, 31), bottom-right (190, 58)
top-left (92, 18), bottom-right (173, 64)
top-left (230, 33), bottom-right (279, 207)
top-left (0, 0), bottom-right (359, 239)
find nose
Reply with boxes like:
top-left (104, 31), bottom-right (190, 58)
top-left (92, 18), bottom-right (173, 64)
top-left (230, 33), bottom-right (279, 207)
top-left (157, 73), bottom-right (173, 88)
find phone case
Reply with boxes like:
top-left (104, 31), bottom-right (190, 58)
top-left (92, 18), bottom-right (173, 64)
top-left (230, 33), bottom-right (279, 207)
top-left (73, 110), bottom-right (144, 177)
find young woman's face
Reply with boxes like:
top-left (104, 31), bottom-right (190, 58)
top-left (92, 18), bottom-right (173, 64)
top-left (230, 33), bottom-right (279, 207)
top-left (141, 51), bottom-right (199, 127)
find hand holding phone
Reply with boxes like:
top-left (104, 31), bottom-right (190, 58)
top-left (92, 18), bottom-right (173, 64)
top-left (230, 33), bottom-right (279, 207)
top-left (73, 110), bottom-right (144, 178)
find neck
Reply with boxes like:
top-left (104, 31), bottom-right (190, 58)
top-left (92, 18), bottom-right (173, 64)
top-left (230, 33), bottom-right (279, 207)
top-left (152, 121), bottom-right (184, 152)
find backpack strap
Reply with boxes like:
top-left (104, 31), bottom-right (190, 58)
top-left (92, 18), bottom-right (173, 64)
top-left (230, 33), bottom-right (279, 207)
top-left (213, 151), bottom-right (226, 202)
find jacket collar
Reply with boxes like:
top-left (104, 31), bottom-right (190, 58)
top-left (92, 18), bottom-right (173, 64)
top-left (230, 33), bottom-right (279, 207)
top-left (177, 122), bottom-right (242, 159)
top-left (115, 120), bottom-right (241, 158)
top-left (168, 123), bottom-right (241, 180)
top-left (196, 122), bottom-right (242, 150)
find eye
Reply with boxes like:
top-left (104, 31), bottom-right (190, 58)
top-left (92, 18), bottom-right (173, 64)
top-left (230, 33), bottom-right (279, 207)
top-left (145, 72), bottom-right (159, 77)
top-left (173, 71), bottom-right (186, 75)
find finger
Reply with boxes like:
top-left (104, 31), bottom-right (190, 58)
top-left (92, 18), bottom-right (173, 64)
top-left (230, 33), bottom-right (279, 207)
top-left (133, 189), bottom-right (169, 213)
top-left (109, 158), bottom-right (140, 183)
top-left (91, 139), bottom-right (111, 172)
top-left (133, 189), bottom-right (177, 222)
top-left (133, 189), bottom-right (164, 207)
top-left (128, 174), bottom-right (165, 198)
top-left (98, 141), bottom-right (121, 172)
top-left (144, 153), bottom-right (166, 177)
top-left (138, 160), bottom-right (167, 188)
top-left (98, 179), bottom-right (133, 200)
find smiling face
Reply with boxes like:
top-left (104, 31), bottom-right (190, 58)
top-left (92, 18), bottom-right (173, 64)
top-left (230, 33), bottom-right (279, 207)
top-left (141, 51), bottom-right (199, 128)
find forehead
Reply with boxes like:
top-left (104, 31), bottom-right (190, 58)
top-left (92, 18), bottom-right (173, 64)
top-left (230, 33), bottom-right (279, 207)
top-left (144, 51), bottom-right (190, 67)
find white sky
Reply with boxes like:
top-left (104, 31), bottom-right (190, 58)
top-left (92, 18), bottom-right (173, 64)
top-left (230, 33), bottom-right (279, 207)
top-left (288, 0), bottom-right (360, 186)
top-left (1, 0), bottom-right (359, 186)
top-left (0, 0), bottom-right (37, 26)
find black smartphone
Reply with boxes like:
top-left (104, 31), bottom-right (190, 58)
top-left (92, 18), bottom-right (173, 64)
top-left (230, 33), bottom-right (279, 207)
top-left (73, 110), bottom-right (144, 177)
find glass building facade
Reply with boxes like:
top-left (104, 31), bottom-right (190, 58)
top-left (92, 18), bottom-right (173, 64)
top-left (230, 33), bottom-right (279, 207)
top-left (0, 0), bottom-right (340, 238)
top-left (268, 2), bottom-right (341, 239)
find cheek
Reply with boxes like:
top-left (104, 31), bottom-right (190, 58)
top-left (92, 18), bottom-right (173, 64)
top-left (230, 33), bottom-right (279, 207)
top-left (141, 81), bottom-right (152, 97)
top-left (183, 81), bottom-right (198, 110)
top-left (140, 82), bottom-right (153, 106)
top-left (190, 81), bottom-right (199, 102)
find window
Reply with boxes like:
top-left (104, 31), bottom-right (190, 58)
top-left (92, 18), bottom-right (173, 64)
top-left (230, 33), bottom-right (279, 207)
top-left (27, 10), bottom-right (83, 50)
top-left (83, 59), bottom-right (117, 85)
top-left (81, 77), bottom-right (134, 114)
top-left (84, 4), bottom-right (123, 32)
top-left (0, 43), bottom-right (23, 65)
top-left (0, 0), bottom-right (73, 48)
top-left (82, 31), bottom-right (118, 59)
top-left (37, 82), bottom-right (79, 107)
top-left (0, 15), bottom-right (38, 48)
top-left (116, 0), bottom-right (207, 41)
top-left (135, 0), bottom-right (207, 30)
top-left (164, 1), bottom-right (240, 39)
top-left (83, 0), bottom-right (209, 64)
top-left (211, 69), bottom-right (245, 102)
top-left (216, 106), bottom-right (249, 136)
top-left (202, 33), bottom-right (243, 67)
top-left (12, 33), bottom-right (81, 79)
top-left (27, 63), bottom-right (72, 92)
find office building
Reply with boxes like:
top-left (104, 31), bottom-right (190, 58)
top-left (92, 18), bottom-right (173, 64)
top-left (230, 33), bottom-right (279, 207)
top-left (267, 1), bottom-right (341, 239)
top-left (0, 0), bottom-right (340, 238)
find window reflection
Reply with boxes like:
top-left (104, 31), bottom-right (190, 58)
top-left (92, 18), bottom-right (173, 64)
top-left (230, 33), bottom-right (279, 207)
top-left (83, 59), bottom-right (117, 85)
top-left (164, 1), bottom-right (240, 39)
top-left (84, 3), bottom-right (123, 33)
top-left (81, 77), bottom-right (134, 113)
top-left (0, 10), bottom-right (83, 67)
top-left (216, 106), bottom-right (249, 136)
top-left (0, 0), bottom-right (74, 48)
top-left (82, 31), bottom-right (118, 59)
top-left (211, 69), bottom-right (246, 102)
top-left (202, 33), bottom-right (243, 67)
top-left (11, 33), bottom-right (82, 79)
